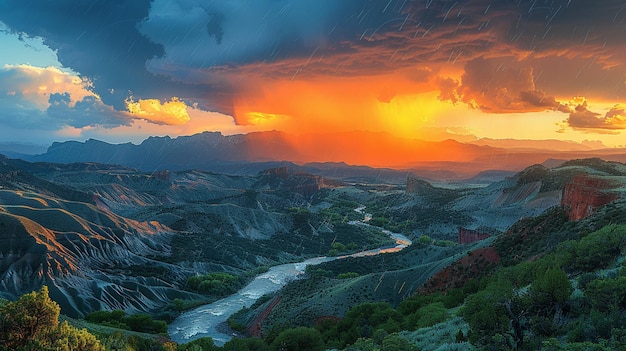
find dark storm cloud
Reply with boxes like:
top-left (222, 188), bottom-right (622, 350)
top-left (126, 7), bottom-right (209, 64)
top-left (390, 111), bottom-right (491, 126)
top-left (140, 0), bottom-right (411, 70)
top-left (503, 0), bottom-right (626, 56)
top-left (0, 0), bottom-right (165, 109)
top-left (0, 0), bottom-right (230, 113)
top-left (0, 0), bottom-right (623, 120)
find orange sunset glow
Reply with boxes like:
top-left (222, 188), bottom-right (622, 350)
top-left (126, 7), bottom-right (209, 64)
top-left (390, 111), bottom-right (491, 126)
top-left (1, 0), bottom-right (625, 170)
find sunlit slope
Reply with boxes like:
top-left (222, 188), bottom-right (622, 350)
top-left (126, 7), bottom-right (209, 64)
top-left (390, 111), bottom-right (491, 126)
top-left (0, 189), bottom-right (199, 318)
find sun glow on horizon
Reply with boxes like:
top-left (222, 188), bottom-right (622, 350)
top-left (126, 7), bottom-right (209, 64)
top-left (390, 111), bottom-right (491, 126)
top-left (377, 92), bottom-right (450, 139)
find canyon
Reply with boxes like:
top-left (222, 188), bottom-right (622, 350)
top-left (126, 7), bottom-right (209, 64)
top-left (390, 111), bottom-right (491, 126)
top-left (1, 153), bottom-right (625, 330)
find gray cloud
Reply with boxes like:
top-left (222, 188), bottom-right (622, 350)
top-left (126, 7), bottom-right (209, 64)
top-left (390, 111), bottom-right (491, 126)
top-left (47, 93), bottom-right (131, 128)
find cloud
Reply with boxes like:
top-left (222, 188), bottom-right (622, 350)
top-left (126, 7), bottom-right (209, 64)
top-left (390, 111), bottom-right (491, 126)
top-left (48, 93), bottom-right (131, 128)
top-left (1, 0), bottom-right (625, 132)
top-left (444, 57), bottom-right (568, 113)
top-left (0, 0), bottom-right (187, 110)
top-left (140, 0), bottom-right (362, 67)
top-left (0, 64), bottom-right (201, 130)
top-left (0, 64), bottom-right (92, 109)
top-left (564, 101), bottom-right (626, 133)
top-left (0, 64), bottom-right (132, 129)
top-left (126, 97), bottom-right (191, 125)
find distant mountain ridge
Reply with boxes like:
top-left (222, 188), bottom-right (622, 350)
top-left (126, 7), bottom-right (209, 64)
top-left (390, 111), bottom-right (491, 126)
top-left (21, 131), bottom-right (626, 178)
top-left (467, 138), bottom-right (606, 151)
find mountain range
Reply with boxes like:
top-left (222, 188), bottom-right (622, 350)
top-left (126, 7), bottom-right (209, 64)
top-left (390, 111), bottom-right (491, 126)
top-left (21, 131), bottom-right (626, 179)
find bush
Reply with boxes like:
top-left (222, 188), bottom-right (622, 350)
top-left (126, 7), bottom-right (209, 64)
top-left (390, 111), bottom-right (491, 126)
top-left (558, 225), bottom-right (626, 272)
top-left (530, 267), bottom-right (572, 309)
top-left (270, 327), bottom-right (324, 351)
top-left (584, 276), bottom-right (626, 312)
top-left (381, 333), bottom-right (418, 351)
top-left (187, 272), bottom-right (242, 296)
top-left (85, 310), bottom-right (168, 334)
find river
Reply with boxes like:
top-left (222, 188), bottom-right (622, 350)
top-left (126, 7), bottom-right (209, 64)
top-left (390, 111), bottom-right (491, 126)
top-left (168, 206), bottom-right (411, 346)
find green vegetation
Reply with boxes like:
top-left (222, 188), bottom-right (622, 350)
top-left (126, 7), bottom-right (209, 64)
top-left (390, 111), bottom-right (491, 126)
top-left (328, 241), bottom-right (359, 256)
top-left (270, 327), bottom-right (324, 351)
top-left (187, 272), bottom-right (243, 296)
top-left (85, 310), bottom-right (168, 334)
top-left (458, 224), bottom-right (626, 350)
top-left (557, 224), bottom-right (626, 272)
top-left (0, 286), bottom-right (104, 351)
top-left (3, 220), bottom-right (626, 351)
top-left (337, 272), bottom-right (360, 279)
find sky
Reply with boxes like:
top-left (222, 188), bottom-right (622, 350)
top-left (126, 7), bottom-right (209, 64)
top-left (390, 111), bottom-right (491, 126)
top-left (0, 0), bottom-right (625, 148)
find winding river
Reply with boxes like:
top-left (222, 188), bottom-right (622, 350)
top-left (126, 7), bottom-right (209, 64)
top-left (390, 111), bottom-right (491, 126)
top-left (168, 206), bottom-right (412, 346)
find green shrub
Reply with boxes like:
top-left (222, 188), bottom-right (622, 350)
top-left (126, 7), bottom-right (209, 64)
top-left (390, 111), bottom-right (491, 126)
top-left (558, 225), bottom-right (626, 272)
top-left (530, 267), bottom-right (572, 308)
top-left (270, 327), bottom-right (324, 351)
top-left (583, 276), bottom-right (626, 312)
top-left (187, 272), bottom-right (242, 296)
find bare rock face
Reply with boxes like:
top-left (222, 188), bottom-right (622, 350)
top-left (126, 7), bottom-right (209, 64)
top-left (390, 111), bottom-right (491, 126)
top-left (561, 175), bottom-right (621, 221)
top-left (257, 167), bottom-right (326, 197)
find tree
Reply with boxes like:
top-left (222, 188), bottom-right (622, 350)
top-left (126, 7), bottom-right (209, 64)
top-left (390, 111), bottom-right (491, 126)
top-left (222, 337), bottom-right (269, 351)
top-left (0, 286), bottom-right (104, 351)
top-left (584, 276), bottom-right (626, 312)
top-left (381, 333), bottom-right (418, 351)
top-left (530, 267), bottom-right (572, 309)
top-left (270, 327), bottom-right (324, 351)
top-left (461, 278), bottom-right (516, 348)
top-left (177, 337), bottom-right (218, 351)
top-left (0, 286), bottom-right (60, 348)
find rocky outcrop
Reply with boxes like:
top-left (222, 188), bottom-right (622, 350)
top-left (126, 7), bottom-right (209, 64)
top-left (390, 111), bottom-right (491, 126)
top-left (561, 175), bottom-right (621, 221)
top-left (257, 167), bottom-right (326, 197)
top-left (406, 176), bottom-right (433, 194)
top-left (458, 227), bottom-right (491, 244)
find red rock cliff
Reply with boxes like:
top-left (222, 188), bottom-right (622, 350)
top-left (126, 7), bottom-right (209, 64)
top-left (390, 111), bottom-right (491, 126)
top-left (561, 175), bottom-right (620, 221)
top-left (458, 227), bottom-right (491, 244)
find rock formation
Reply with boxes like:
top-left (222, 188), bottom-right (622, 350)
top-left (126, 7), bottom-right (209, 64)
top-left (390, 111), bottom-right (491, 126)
top-left (257, 167), bottom-right (326, 197)
top-left (561, 174), bottom-right (621, 221)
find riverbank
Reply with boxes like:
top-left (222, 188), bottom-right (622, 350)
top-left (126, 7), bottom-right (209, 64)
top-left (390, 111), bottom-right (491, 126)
top-left (168, 205), bottom-right (412, 346)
